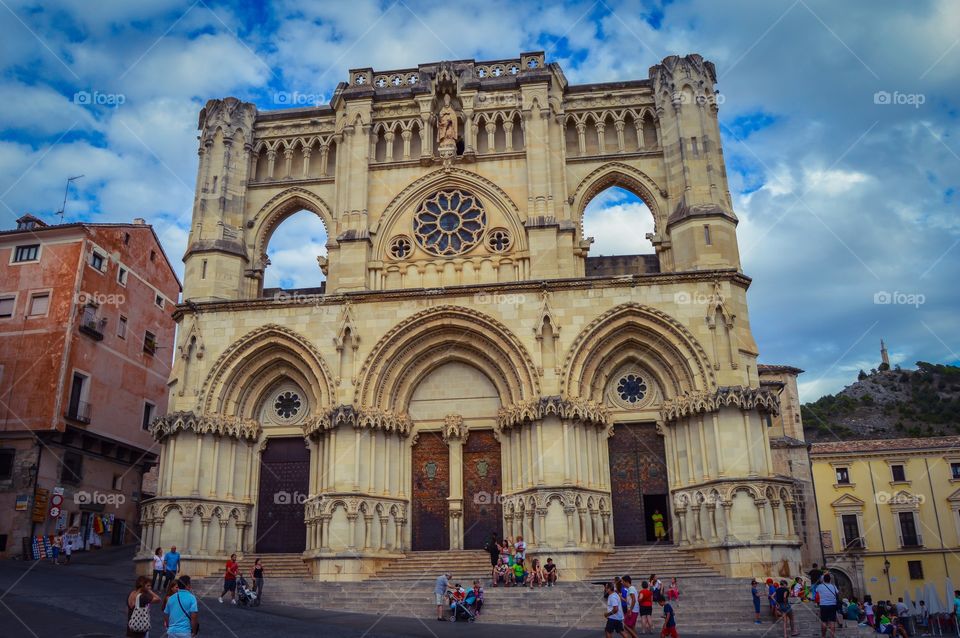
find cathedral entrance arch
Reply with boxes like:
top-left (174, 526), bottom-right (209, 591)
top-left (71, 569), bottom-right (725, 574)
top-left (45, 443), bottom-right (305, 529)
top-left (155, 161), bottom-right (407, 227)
top-left (411, 431), bottom-right (449, 550)
top-left (463, 430), bottom-right (502, 549)
top-left (255, 437), bottom-right (309, 553)
top-left (608, 423), bottom-right (669, 545)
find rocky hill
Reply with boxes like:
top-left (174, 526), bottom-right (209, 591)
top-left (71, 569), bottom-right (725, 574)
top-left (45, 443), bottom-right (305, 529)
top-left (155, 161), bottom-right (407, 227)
top-left (800, 362), bottom-right (960, 442)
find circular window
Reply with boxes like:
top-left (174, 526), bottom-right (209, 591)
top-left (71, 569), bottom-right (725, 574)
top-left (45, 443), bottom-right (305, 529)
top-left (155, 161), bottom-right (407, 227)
top-left (355, 74), bottom-right (366, 85)
top-left (407, 74), bottom-right (419, 85)
top-left (616, 374), bottom-right (648, 404)
top-left (413, 189), bottom-right (486, 256)
top-left (527, 58), bottom-right (539, 69)
top-left (477, 67), bottom-right (488, 78)
top-left (508, 63), bottom-right (520, 75)
top-left (391, 75), bottom-right (402, 86)
top-left (274, 391), bottom-right (302, 419)
top-left (389, 235), bottom-right (412, 259)
top-left (375, 76), bottom-right (386, 88)
top-left (487, 228), bottom-right (512, 253)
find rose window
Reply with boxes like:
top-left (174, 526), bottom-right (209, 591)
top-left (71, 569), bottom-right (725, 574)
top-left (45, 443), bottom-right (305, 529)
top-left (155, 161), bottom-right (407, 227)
top-left (487, 228), bottom-right (512, 253)
top-left (389, 235), bottom-right (412, 259)
top-left (274, 391), bottom-right (302, 419)
top-left (413, 189), bottom-right (486, 256)
top-left (616, 374), bottom-right (648, 404)
top-left (477, 67), bottom-right (488, 78)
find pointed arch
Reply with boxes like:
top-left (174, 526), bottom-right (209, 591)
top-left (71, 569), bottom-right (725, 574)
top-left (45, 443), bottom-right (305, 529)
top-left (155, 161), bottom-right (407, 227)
top-left (356, 305), bottom-right (539, 411)
top-left (570, 161), bottom-right (667, 234)
top-left (561, 302), bottom-right (715, 401)
top-left (248, 187), bottom-right (335, 267)
top-left (198, 324), bottom-right (336, 419)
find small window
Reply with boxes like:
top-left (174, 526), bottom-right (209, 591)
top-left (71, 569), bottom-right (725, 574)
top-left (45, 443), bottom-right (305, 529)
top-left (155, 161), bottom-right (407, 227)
top-left (143, 330), bottom-right (157, 356)
top-left (112, 474), bottom-right (123, 490)
top-left (142, 402), bottom-right (155, 431)
top-left (117, 267), bottom-right (128, 286)
top-left (123, 232), bottom-right (130, 245)
top-left (201, 259), bottom-right (208, 280)
top-left (908, 560), bottom-right (924, 580)
top-left (118, 315), bottom-right (127, 339)
top-left (951, 462), bottom-right (960, 480)
top-left (891, 464), bottom-right (906, 482)
top-left (90, 251), bottom-right (105, 272)
top-left (13, 244), bottom-right (39, 262)
top-left (0, 296), bottom-right (14, 318)
top-left (0, 449), bottom-right (14, 480)
top-left (60, 451), bottom-right (83, 485)
top-left (150, 250), bottom-right (156, 262)
top-left (154, 294), bottom-right (163, 309)
top-left (703, 225), bottom-right (712, 246)
top-left (28, 292), bottom-right (50, 316)
top-left (835, 467), bottom-right (850, 484)
top-left (764, 414), bottom-right (773, 428)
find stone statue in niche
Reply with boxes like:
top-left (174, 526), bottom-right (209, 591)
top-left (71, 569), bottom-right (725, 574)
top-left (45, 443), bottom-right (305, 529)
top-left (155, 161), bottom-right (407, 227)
top-left (436, 93), bottom-right (458, 150)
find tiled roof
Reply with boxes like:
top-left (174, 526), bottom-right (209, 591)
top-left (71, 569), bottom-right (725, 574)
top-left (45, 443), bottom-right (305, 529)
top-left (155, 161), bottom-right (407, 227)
top-left (811, 435), bottom-right (960, 455)
top-left (758, 364), bottom-right (805, 375)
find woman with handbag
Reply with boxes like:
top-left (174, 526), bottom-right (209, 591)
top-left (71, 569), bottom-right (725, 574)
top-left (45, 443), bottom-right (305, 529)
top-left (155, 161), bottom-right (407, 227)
top-left (126, 575), bottom-right (160, 638)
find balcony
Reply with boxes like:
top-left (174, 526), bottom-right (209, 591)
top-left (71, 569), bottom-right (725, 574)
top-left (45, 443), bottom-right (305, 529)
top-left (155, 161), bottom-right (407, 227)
top-left (842, 536), bottom-right (865, 551)
top-left (64, 401), bottom-right (92, 424)
top-left (898, 533), bottom-right (923, 548)
top-left (78, 317), bottom-right (106, 341)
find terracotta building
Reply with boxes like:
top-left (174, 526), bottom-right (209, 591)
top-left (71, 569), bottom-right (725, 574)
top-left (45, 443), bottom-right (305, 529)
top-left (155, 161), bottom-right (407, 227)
top-left (0, 214), bottom-right (180, 557)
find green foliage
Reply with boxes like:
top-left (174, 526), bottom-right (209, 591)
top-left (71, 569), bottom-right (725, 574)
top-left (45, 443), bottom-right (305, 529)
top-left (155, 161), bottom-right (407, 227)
top-left (858, 369), bottom-right (868, 381)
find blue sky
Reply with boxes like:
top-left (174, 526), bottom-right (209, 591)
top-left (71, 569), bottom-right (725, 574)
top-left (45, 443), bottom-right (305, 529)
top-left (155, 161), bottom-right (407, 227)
top-left (0, 0), bottom-right (958, 402)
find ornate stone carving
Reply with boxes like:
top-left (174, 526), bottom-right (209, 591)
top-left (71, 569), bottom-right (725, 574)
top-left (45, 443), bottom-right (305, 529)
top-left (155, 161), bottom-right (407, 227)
top-left (659, 386), bottom-right (780, 422)
top-left (149, 411), bottom-right (260, 442)
top-left (302, 404), bottom-right (413, 439)
top-left (441, 414), bottom-right (468, 442)
top-left (198, 97), bottom-right (258, 147)
top-left (497, 395), bottom-right (610, 430)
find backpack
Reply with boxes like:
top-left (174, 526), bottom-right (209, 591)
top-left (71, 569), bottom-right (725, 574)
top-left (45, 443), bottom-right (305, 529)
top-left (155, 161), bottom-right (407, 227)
top-left (128, 593), bottom-right (150, 632)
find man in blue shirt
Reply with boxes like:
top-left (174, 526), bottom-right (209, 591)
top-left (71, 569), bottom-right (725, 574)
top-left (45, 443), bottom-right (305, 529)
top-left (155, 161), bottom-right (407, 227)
top-left (164, 575), bottom-right (199, 637)
top-left (162, 545), bottom-right (181, 591)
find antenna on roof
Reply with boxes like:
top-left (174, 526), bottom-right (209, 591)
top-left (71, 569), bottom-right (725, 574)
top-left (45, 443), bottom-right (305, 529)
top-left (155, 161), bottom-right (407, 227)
top-left (56, 175), bottom-right (84, 223)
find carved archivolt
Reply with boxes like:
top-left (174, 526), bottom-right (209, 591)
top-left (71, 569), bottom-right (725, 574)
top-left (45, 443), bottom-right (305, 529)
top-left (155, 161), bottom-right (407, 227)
top-left (671, 477), bottom-right (795, 510)
top-left (569, 161), bottom-right (667, 231)
top-left (659, 386), bottom-right (780, 422)
top-left (355, 305), bottom-right (539, 410)
top-left (497, 395), bottom-right (610, 430)
top-left (302, 405), bottom-right (412, 439)
top-left (304, 494), bottom-right (407, 521)
top-left (248, 187), bottom-right (335, 266)
top-left (561, 302), bottom-right (715, 400)
top-left (150, 411), bottom-right (260, 442)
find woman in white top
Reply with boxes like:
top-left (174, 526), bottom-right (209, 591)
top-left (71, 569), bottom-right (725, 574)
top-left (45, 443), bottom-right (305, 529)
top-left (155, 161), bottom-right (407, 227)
top-left (151, 547), bottom-right (165, 591)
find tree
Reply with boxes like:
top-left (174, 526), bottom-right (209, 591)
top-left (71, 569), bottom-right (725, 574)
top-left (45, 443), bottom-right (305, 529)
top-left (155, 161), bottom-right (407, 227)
top-left (858, 370), bottom-right (868, 381)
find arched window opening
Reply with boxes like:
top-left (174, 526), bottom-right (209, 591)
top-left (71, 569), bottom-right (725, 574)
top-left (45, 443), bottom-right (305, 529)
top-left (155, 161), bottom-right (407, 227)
top-left (581, 186), bottom-right (658, 275)
top-left (262, 210), bottom-right (328, 293)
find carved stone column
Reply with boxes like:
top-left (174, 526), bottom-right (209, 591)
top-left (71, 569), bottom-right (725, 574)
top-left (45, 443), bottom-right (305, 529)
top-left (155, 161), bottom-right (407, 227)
top-left (755, 499), bottom-right (769, 539)
top-left (443, 414), bottom-right (467, 550)
top-left (601, 511), bottom-right (611, 547)
top-left (217, 521), bottom-right (227, 554)
top-left (208, 437), bottom-right (221, 498)
top-left (347, 513), bottom-right (358, 550)
top-left (706, 504), bottom-right (719, 542)
top-left (577, 507), bottom-right (588, 544)
top-left (576, 122), bottom-right (586, 156)
top-left (384, 131), bottom-right (395, 162)
top-left (564, 505), bottom-right (577, 547)
top-left (485, 122), bottom-right (496, 153)
top-left (200, 517), bottom-right (211, 555)
top-left (363, 514), bottom-right (373, 550)
top-left (722, 502), bottom-right (734, 543)
top-left (785, 502), bottom-right (797, 539)
top-left (301, 148), bottom-right (312, 177)
top-left (675, 507), bottom-right (688, 546)
top-left (691, 505), bottom-right (702, 542)
top-left (526, 509), bottom-right (537, 545)
top-left (536, 508), bottom-right (547, 547)
top-left (379, 516), bottom-right (388, 551)
top-left (591, 509), bottom-right (602, 546)
top-left (770, 499), bottom-right (782, 538)
top-left (401, 130), bottom-right (412, 160)
top-left (192, 434), bottom-right (202, 496)
top-left (614, 119), bottom-right (625, 152)
top-left (503, 120), bottom-right (515, 152)
top-left (320, 515), bottom-right (331, 552)
top-left (181, 515), bottom-right (193, 554)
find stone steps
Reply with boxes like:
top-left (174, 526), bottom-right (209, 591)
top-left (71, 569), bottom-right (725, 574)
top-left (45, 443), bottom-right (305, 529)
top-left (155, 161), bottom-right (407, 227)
top-left (236, 552), bottom-right (310, 579)
top-left (372, 549), bottom-right (491, 581)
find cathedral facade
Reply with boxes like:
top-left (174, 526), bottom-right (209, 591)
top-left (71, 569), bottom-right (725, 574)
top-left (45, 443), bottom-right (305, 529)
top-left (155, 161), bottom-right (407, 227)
top-left (139, 52), bottom-right (803, 580)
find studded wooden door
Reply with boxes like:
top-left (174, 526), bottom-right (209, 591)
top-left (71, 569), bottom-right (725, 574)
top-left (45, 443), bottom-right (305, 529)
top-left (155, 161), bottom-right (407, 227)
top-left (462, 430), bottom-right (502, 549)
top-left (255, 437), bottom-right (309, 553)
top-left (608, 423), bottom-right (669, 545)
top-left (411, 431), bottom-right (449, 550)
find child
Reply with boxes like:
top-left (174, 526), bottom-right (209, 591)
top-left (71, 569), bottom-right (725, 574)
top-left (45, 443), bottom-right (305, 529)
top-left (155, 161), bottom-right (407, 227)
top-left (493, 557), bottom-right (509, 587)
top-left (751, 579), bottom-right (763, 624)
top-left (470, 580), bottom-right (484, 616)
top-left (658, 595), bottom-right (678, 638)
top-left (667, 578), bottom-right (679, 601)
top-left (511, 560), bottom-right (524, 587)
top-left (864, 599), bottom-right (874, 627)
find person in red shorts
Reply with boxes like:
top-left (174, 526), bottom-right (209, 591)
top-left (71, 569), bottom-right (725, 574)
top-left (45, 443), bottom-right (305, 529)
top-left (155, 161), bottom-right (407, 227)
top-left (622, 575), bottom-right (639, 638)
top-left (659, 596), bottom-right (679, 638)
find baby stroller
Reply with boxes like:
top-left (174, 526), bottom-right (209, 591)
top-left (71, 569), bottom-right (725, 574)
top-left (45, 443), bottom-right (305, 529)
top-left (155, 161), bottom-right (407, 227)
top-left (236, 575), bottom-right (258, 608)
top-left (449, 593), bottom-right (477, 622)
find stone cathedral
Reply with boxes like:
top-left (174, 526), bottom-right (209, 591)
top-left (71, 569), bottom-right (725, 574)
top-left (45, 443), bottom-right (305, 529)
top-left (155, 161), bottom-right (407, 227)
top-left (139, 52), bottom-right (804, 581)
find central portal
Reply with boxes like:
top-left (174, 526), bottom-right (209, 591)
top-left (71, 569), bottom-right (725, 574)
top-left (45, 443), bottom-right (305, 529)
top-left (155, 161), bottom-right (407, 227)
top-left (462, 430), bottom-right (502, 549)
top-left (255, 437), bottom-right (309, 553)
top-left (411, 431), bottom-right (450, 550)
top-left (608, 423), bottom-right (669, 545)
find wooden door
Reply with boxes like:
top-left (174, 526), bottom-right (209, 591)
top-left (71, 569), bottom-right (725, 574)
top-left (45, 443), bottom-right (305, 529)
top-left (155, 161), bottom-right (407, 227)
top-left (255, 437), bottom-right (309, 553)
top-left (608, 423), bottom-right (668, 545)
top-left (411, 431), bottom-right (449, 551)
top-left (462, 430), bottom-right (502, 549)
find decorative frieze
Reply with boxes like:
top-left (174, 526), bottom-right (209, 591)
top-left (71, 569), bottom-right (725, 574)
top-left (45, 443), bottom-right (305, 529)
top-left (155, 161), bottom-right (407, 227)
top-left (150, 411), bottom-right (260, 442)
top-left (659, 386), bottom-right (780, 422)
top-left (302, 405), bottom-right (413, 439)
top-left (497, 395), bottom-right (610, 430)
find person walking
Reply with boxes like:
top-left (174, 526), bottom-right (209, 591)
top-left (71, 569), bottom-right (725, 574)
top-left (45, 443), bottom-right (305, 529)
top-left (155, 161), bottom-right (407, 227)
top-left (751, 579), bottom-right (763, 624)
top-left (434, 572), bottom-right (451, 621)
top-left (126, 575), bottom-right (160, 638)
top-left (219, 553), bottom-right (240, 604)
top-left (62, 535), bottom-right (72, 565)
top-left (775, 579), bottom-right (799, 637)
top-left (151, 547), bottom-right (165, 591)
top-left (161, 546), bottom-right (180, 591)
top-left (817, 573), bottom-right (841, 638)
top-left (638, 580), bottom-right (654, 634)
top-left (163, 576), bottom-right (199, 638)
top-left (252, 558), bottom-right (264, 606)
top-left (50, 534), bottom-right (61, 565)
top-left (603, 581), bottom-right (625, 637)
top-left (622, 575), bottom-right (639, 638)
top-left (658, 594), bottom-right (679, 638)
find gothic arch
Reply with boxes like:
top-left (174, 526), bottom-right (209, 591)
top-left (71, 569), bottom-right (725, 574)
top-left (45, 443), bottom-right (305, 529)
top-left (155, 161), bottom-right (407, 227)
top-left (356, 305), bottom-right (539, 411)
top-left (248, 187), bottom-right (336, 267)
top-left (561, 303), bottom-right (715, 400)
top-left (198, 324), bottom-right (336, 419)
top-left (371, 167), bottom-right (527, 259)
top-left (570, 161), bottom-right (668, 234)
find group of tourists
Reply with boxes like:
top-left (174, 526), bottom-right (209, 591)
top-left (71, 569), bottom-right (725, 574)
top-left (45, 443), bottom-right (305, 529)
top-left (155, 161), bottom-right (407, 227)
top-left (125, 573), bottom-right (199, 638)
top-left (46, 532), bottom-right (74, 565)
top-left (603, 574), bottom-right (679, 638)
top-left (484, 533), bottom-right (559, 588)
top-left (434, 572), bottom-right (486, 621)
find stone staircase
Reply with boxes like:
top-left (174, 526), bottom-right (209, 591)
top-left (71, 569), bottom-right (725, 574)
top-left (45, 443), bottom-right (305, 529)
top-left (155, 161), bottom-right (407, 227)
top-left (370, 549), bottom-right (491, 582)
top-left (237, 553), bottom-right (310, 579)
top-left (586, 543), bottom-right (728, 581)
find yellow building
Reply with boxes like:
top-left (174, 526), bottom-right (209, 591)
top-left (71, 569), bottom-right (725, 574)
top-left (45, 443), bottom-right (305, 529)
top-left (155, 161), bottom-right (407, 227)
top-left (811, 436), bottom-right (960, 599)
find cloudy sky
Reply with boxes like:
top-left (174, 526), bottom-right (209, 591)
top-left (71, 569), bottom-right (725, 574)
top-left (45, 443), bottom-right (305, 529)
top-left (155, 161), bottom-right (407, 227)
top-left (1, 0), bottom-right (957, 402)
